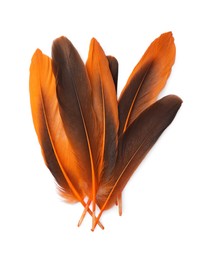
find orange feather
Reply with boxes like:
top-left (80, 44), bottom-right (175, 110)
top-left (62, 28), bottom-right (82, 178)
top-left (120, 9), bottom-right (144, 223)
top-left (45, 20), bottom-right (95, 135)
top-left (118, 32), bottom-right (176, 135)
top-left (86, 38), bottom-right (119, 181)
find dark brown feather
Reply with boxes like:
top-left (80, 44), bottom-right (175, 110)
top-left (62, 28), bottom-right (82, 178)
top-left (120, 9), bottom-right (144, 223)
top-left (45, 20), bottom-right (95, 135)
top-left (52, 37), bottom-right (100, 200)
top-left (95, 95), bottom-right (182, 226)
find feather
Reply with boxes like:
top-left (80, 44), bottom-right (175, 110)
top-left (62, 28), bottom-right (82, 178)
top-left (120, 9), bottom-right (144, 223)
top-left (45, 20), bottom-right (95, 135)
top-left (52, 37), bottom-right (101, 223)
top-left (86, 38), bottom-right (119, 181)
top-left (118, 32), bottom-right (176, 135)
top-left (95, 95), bottom-right (182, 228)
top-left (107, 55), bottom-right (118, 92)
top-left (29, 49), bottom-right (84, 202)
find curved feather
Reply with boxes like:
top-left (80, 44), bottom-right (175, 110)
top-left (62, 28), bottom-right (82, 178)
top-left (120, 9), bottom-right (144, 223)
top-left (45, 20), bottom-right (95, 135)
top-left (86, 38), bottom-right (119, 180)
top-left (118, 32), bottom-right (176, 135)
top-left (95, 95), bottom-right (182, 227)
top-left (29, 49), bottom-right (85, 202)
top-left (52, 37), bottom-right (100, 207)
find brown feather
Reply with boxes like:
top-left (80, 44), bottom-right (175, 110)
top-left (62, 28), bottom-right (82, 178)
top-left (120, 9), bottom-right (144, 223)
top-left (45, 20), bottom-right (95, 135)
top-left (95, 95), bottom-right (182, 227)
top-left (118, 32), bottom-right (176, 135)
top-left (52, 37), bottom-right (101, 214)
top-left (86, 38), bottom-right (119, 181)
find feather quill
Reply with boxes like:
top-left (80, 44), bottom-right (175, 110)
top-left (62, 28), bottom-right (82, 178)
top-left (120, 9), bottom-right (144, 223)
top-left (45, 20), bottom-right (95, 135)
top-left (118, 32), bottom-right (176, 135)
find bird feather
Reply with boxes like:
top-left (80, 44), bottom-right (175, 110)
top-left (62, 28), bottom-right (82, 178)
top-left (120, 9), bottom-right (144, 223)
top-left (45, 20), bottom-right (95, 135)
top-left (95, 95), bottom-right (182, 227)
top-left (86, 38), bottom-right (119, 181)
top-left (118, 32), bottom-right (176, 135)
top-left (29, 49), bottom-right (84, 202)
top-left (52, 37), bottom-right (101, 210)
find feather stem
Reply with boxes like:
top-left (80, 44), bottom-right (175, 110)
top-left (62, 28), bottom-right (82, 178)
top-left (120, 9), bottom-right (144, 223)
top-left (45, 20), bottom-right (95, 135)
top-left (78, 199), bottom-right (91, 227)
top-left (91, 212), bottom-right (96, 231)
top-left (117, 193), bottom-right (122, 216)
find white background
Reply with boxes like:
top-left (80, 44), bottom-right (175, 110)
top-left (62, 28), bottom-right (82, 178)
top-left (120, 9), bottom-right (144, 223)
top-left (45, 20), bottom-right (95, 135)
top-left (0, 0), bottom-right (211, 259)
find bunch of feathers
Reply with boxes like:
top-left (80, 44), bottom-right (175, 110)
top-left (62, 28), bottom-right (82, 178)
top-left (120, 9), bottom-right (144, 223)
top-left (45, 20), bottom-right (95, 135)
top-left (29, 32), bottom-right (182, 231)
